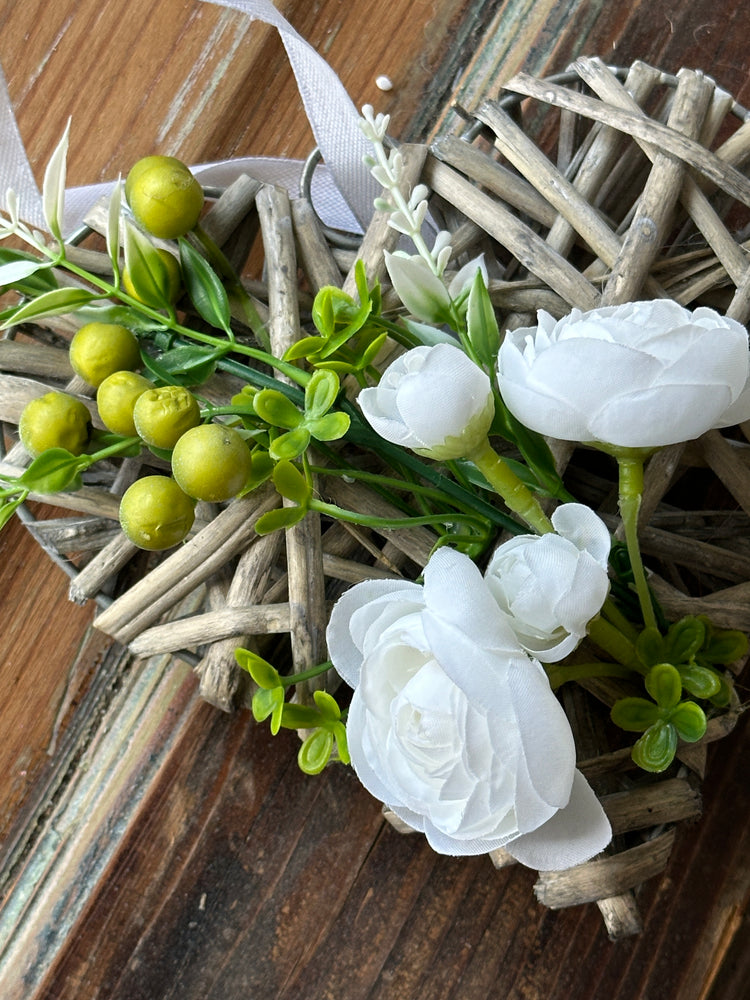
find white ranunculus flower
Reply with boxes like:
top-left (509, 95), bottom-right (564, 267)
top-left (326, 548), bottom-right (612, 869)
top-left (358, 343), bottom-right (495, 460)
top-left (497, 300), bottom-right (750, 449)
top-left (485, 503), bottom-right (611, 663)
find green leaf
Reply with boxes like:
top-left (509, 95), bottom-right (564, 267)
top-left (0, 249), bottom-right (58, 296)
top-left (1, 286), bottom-right (98, 328)
top-left (631, 720), bottom-right (678, 773)
top-left (284, 335), bottom-right (327, 361)
top-left (269, 427), bottom-right (311, 461)
top-left (678, 663), bottom-right (722, 700)
top-left (253, 388), bottom-right (303, 430)
top-left (697, 618), bottom-right (749, 664)
top-left (664, 617), bottom-right (705, 664)
top-left (645, 662), bottom-right (682, 709)
top-left (178, 237), bottom-right (232, 335)
top-left (148, 344), bottom-right (218, 383)
top-left (669, 700), bottom-right (707, 742)
top-left (331, 720), bottom-right (350, 764)
top-left (279, 703), bottom-right (321, 729)
top-left (18, 448), bottom-right (84, 494)
top-left (235, 647), bottom-right (281, 689)
top-left (297, 728), bottom-right (334, 774)
top-left (0, 256), bottom-right (53, 290)
top-left (74, 302), bottom-right (168, 333)
top-left (313, 689), bottom-right (341, 722)
top-left (251, 686), bottom-right (285, 734)
top-left (272, 460), bottom-right (311, 505)
top-left (123, 222), bottom-right (175, 309)
top-left (0, 495), bottom-right (28, 531)
top-left (311, 286), bottom-right (337, 338)
top-left (305, 369), bottom-right (339, 419)
top-left (466, 269), bottom-right (500, 369)
top-left (255, 504), bottom-right (307, 535)
top-left (610, 696), bottom-right (660, 733)
top-left (239, 449), bottom-right (275, 493)
top-left (635, 626), bottom-right (665, 669)
top-left (308, 411), bottom-right (350, 442)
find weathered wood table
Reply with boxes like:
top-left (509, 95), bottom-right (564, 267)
top-left (0, 1), bottom-right (748, 997)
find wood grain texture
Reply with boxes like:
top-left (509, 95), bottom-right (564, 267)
top-left (0, 0), bottom-right (749, 997)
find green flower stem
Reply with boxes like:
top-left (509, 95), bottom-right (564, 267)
top-left (465, 438), bottom-right (553, 535)
top-left (601, 596), bottom-right (640, 643)
top-left (544, 660), bottom-right (638, 691)
top-left (617, 454), bottom-right (658, 632)
top-left (280, 660), bottom-right (333, 689)
top-left (587, 616), bottom-right (643, 672)
top-left (308, 498), bottom-right (489, 540)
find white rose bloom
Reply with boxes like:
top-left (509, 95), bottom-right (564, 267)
top-left (358, 343), bottom-right (495, 460)
top-left (497, 300), bottom-right (750, 449)
top-left (326, 548), bottom-right (612, 869)
top-left (485, 503), bottom-right (611, 663)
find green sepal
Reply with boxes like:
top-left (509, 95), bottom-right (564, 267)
top-left (466, 269), bottom-right (499, 370)
top-left (645, 662), bottom-right (682, 709)
top-left (610, 696), bottom-right (660, 732)
top-left (631, 720), bottom-right (678, 773)
top-left (297, 728), bottom-right (335, 775)
top-left (235, 647), bottom-right (281, 689)
top-left (178, 237), bottom-right (233, 335)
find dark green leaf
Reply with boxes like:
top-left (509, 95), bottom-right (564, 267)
top-left (665, 617), bottom-right (705, 664)
top-left (178, 237), bottom-right (232, 334)
top-left (635, 627), bottom-right (666, 669)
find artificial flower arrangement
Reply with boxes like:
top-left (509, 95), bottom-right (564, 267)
top-left (0, 87), bottom-right (748, 907)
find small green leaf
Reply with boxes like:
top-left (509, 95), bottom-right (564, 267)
top-left (284, 335), bottom-right (327, 361)
top-left (18, 448), bottom-right (85, 494)
top-left (466, 269), bottom-right (500, 369)
top-left (255, 505), bottom-right (307, 535)
top-left (123, 221), bottom-right (175, 309)
top-left (669, 700), bottom-right (707, 743)
top-left (311, 286), bottom-right (337, 338)
top-left (0, 495), bottom-right (27, 530)
top-left (665, 617), bottom-right (705, 664)
top-left (678, 663), bottom-right (722, 700)
top-left (239, 449), bottom-right (275, 493)
top-left (305, 369), bottom-right (339, 419)
top-left (635, 626), bottom-right (665, 668)
top-left (1, 286), bottom-right (98, 328)
top-left (645, 662), bottom-right (682, 709)
top-left (308, 411), bottom-right (350, 442)
top-left (178, 237), bottom-right (232, 335)
top-left (253, 389), bottom-right (303, 430)
top-left (610, 696), bottom-right (660, 732)
top-left (631, 720), bottom-right (678, 773)
top-left (279, 703), bottom-right (321, 729)
top-left (147, 344), bottom-right (218, 383)
top-left (698, 618), bottom-right (749, 665)
top-left (298, 728), bottom-right (334, 774)
top-left (251, 687), bottom-right (285, 734)
top-left (331, 720), bottom-right (350, 764)
top-left (313, 689), bottom-right (341, 721)
top-left (269, 427), bottom-right (311, 461)
top-left (272, 460), bottom-right (311, 505)
top-left (0, 249), bottom-right (58, 296)
top-left (235, 647), bottom-right (281, 689)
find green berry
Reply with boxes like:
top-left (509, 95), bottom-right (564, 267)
top-left (96, 371), bottom-right (154, 437)
top-left (133, 385), bottom-right (201, 450)
top-left (171, 423), bottom-right (252, 501)
top-left (119, 475), bottom-right (195, 550)
top-left (125, 155), bottom-right (204, 239)
top-left (69, 323), bottom-right (141, 388)
top-left (18, 391), bottom-right (91, 457)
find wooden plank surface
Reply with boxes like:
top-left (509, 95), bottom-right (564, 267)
top-left (0, 1), bottom-right (749, 997)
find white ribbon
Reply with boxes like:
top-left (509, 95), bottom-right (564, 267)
top-left (0, 0), bottom-right (378, 235)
